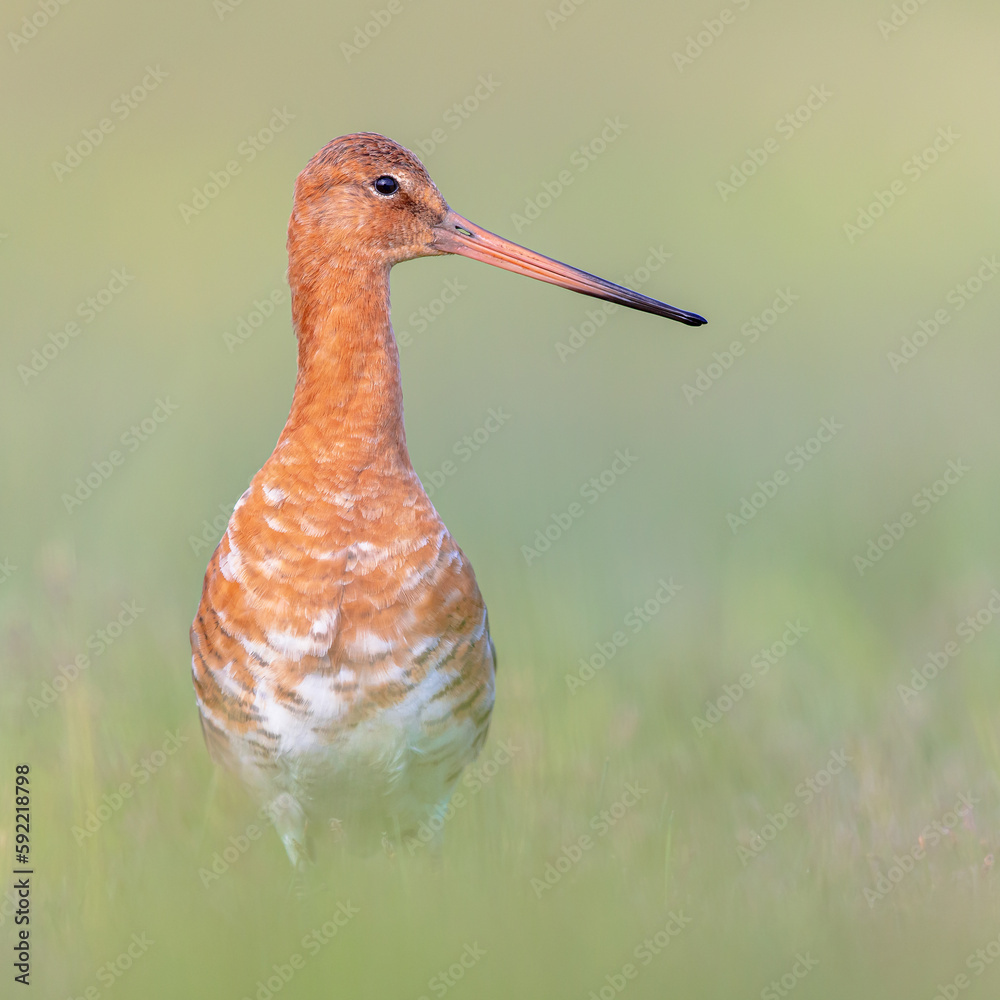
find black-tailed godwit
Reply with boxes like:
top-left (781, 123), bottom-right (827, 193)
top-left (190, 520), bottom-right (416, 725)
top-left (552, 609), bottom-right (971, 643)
top-left (190, 132), bottom-right (705, 868)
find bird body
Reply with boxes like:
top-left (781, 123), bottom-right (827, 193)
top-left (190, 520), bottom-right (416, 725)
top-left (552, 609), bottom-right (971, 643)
top-left (190, 133), bottom-right (704, 868)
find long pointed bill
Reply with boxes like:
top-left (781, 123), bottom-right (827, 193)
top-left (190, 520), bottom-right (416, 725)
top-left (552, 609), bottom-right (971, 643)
top-left (430, 210), bottom-right (706, 326)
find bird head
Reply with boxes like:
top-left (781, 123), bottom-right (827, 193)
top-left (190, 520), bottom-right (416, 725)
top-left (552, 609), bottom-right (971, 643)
top-left (288, 132), bottom-right (706, 326)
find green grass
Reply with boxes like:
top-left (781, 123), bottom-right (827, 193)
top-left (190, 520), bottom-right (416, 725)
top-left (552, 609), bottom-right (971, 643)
top-left (5, 528), bottom-right (1000, 997)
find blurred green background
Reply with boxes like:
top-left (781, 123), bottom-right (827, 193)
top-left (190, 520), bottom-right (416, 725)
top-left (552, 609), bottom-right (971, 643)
top-left (3, 0), bottom-right (1000, 996)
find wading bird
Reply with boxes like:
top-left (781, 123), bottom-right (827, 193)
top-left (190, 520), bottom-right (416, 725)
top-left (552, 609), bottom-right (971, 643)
top-left (190, 133), bottom-right (705, 869)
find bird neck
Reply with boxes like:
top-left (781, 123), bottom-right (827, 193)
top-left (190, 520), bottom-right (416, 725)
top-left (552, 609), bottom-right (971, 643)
top-left (278, 255), bottom-right (412, 480)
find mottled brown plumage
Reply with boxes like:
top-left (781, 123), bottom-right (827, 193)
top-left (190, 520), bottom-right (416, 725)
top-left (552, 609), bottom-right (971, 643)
top-left (190, 133), bottom-right (704, 868)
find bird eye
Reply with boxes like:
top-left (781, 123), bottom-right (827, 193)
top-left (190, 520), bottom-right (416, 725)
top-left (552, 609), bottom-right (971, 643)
top-left (373, 175), bottom-right (399, 195)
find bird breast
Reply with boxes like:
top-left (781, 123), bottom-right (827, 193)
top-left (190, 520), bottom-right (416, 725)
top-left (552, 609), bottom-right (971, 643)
top-left (190, 464), bottom-right (496, 794)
